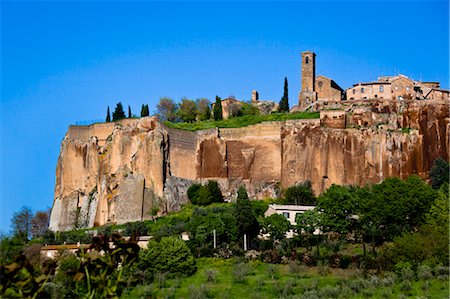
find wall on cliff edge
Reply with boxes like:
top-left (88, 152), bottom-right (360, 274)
top-left (49, 100), bottom-right (449, 231)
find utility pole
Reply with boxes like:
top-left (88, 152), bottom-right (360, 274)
top-left (244, 234), bottom-right (247, 251)
top-left (213, 229), bottom-right (217, 249)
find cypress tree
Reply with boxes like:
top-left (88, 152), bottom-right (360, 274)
top-left (213, 96), bottom-right (223, 121)
top-left (141, 104), bottom-right (150, 117)
top-left (112, 102), bottom-right (126, 121)
top-left (128, 105), bottom-right (132, 118)
top-left (106, 106), bottom-right (111, 122)
top-left (278, 77), bottom-right (290, 112)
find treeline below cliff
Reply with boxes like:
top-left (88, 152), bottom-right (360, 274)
top-left (1, 168), bottom-right (449, 298)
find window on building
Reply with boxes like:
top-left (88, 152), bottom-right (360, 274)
top-left (282, 212), bottom-right (290, 219)
top-left (295, 213), bottom-right (302, 221)
top-left (352, 89), bottom-right (356, 94)
top-left (379, 85), bottom-right (384, 92)
top-left (361, 87), bottom-right (365, 93)
top-left (305, 57), bottom-right (309, 64)
top-left (318, 81), bottom-right (323, 89)
top-left (406, 86), bottom-right (410, 92)
top-left (395, 85), bottom-right (398, 91)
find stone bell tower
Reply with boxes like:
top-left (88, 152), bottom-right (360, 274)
top-left (299, 51), bottom-right (317, 109)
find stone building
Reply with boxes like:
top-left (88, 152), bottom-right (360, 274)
top-left (211, 97), bottom-right (244, 119)
top-left (298, 51), bottom-right (344, 110)
top-left (346, 74), bottom-right (449, 101)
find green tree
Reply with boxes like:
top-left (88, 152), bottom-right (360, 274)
top-left (196, 98), bottom-right (211, 121)
top-left (382, 184), bottom-right (449, 268)
top-left (0, 234), bottom-right (25, 265)
top-left (213, 96), bottom-right (223, 121)
top-left (138, 236), bottom-right (196, 279)
top-left (178, 98), bottom-right (197, 123)
top-left (156, 97), bottom-right (177, 122)
top-left (278, 77), bottom-right (289, 112)
top-left (316, 185), bottom-right (358, 235)
top-left (295, 210), bottom-right (320, 251)
top-left (106, 106), bottom-right (111, 122)
top-left (207, 180), bottom-right (223, 203)
top-left (234, 186), bottom-right (259, 241)
top-left (283, 181), bottom-right (315, 205)
top-left (128, 105), bottom-right (132, 118)
top-left (112, 102), bottom-right (126, 121)
top-left (140, 104), bottom-right (150, 117)
top-left (260, 214), bottom-right (291, 242)
top-left (187, 181), bottom-right (223, 206)
top-left (363, 176), bottom-right (437, 241)
top-left (430, 157), bottom-right (449, 189)
top-left (11, 206), bottom-right (34, 241)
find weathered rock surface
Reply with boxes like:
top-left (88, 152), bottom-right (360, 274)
top-left (50, 100), bottom-right (449, 231)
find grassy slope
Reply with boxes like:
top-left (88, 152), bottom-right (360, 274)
top-left (123, 258), bottom-right (449, 299)
top-left (164, 111), bottom-right (319, 131)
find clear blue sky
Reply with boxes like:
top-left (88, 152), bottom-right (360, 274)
top-left (1, 0), bottom-right (448, 233)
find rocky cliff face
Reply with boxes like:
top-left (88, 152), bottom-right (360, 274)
top-left (49, 100), bottom-right (449, 231)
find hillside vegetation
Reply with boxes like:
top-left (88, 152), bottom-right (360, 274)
top-left (164, 111), bottom-right (319, 131)
top-left (1, 170), bottom-right (449, 298)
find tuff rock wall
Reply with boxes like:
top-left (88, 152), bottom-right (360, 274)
top-left (49, 100), bottom-right (449, 231)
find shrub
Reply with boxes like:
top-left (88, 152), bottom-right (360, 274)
top-left (283, 181), bottom-right (316, 205)
top-left (339, 255), bottom-right (353, 269)
top-left (205, 269), bottom-right (218, 283)
top-left (187, 181), bottom-right (224, 206)
top-left (417, 265), bottom-right (433, 280)
top-left (232, 262), bottom-right (250, 283)
top-left (138, 236), bottom-right (196, 280)
top-left (124, 221), bottom-right (148, 236)
top-left (266, 264), bottom-right (279, 280)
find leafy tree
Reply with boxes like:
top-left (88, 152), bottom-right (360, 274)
top-left (178, 98), bottom-right (197, 123)
top-left (234, 186), bottom-right (259, 241)
top-left (241, 102), bottom-right (260, 116)
top-left (278, 77), bottom-right (289, 112)
top-left (382, 184), bottom-right (449, 268)
top-left (260, 214), bottom-right (291, 242)
top-left (187, 183), bottom-right (202, 201)
top-left (213, 96), bottom-right (223, 121)
top-left (316, 185), bottom-right (358, 235)
top-left (11, 206), bottom-right (33, 241)
top-left (363, 176), bottom-right (437, 241)
top-left (157, 97), bottom-right (178, 122)
top-left (0, 234), bottom-right (25, 265)
top-left (283, 181), bottom-right (316, 205)
top-left (187, 206), bottom-right (238, 256)
top-left (106, 106), bottom-right (111, 122)
top-left (138, 236), bottom-right (196, 280)
top-left (206, 180), bottom-right (224, 203)
top-left (112, 102), bottom-right (126, 121)
top-left (140, 104), bottom-right (150, 117)
top-left (196, 98), bottom-right (211, 121)
top-left (295, 210), bottom-right (320, 251)
top-left (187, 181), bottom-right (223, 206)
top-left (128, 105), bottom-right (132, 118)
top-left (31, 209), bottom-right (50, 238)
top-left (430, 157), bottom-right (449, 189)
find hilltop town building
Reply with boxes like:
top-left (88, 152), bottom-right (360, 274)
top-left (346, 74), bottom-right (449, 101)
top-left (298, 51), bottom-right (344, 109)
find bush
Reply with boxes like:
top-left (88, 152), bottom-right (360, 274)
top-left (417, 265), bottom-right (433, 280)
top-left (124, 221), bottom-right (148, 236)
top-left (283, 181), bottom-right (316, 205)
top-left (138, 236), bottom-right (196, 280)
top-left (188, 181), bottom-right (224, 206)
